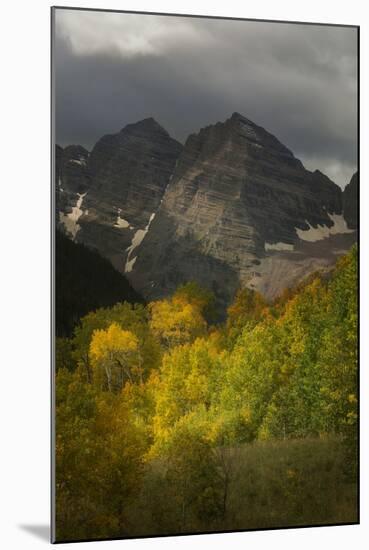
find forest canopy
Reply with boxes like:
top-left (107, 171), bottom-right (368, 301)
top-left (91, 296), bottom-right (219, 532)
top-left (55, 246), bottom-right (358, 541)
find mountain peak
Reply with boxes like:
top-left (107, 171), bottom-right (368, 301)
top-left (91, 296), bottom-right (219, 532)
top-left (57, 113), bottom-right (356, 315)
top-left (121, 117), bottom-right (169, 136)
top-left (230, 111), bottom-right (254, 124)
top-left (221, 112), bottom-right (297, 161)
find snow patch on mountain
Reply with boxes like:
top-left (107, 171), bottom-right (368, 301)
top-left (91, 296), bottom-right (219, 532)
top-left (125, 256), bottom-right (137, 273)
top-left (296, 213), bottom-right (354, 242)
top-left (59, 192), bottom-right (87, 239)
top-left (114, 208), bottom-right (133, 229)
top-left (265, 241), bottom-right (294, 252)
top-left (69, 158), bottom-right (87, 167)
top-left (125, 212), bottom-right (156, 273)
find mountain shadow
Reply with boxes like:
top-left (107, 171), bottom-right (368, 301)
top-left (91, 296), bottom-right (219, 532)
top-left (55, 230), bottom-right (143, 336)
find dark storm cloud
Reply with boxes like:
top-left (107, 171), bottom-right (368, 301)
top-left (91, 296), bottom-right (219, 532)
top-left (54, 10), bottom-right (357, 187)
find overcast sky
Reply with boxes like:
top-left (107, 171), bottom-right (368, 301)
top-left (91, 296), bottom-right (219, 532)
top-left (54, 9), bottom-right (358, 188)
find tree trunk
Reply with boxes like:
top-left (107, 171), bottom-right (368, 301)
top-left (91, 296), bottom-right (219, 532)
top-left (104, 364), bottom-right (112, 392)
top-left (82, 355), bottom-right (92, 384)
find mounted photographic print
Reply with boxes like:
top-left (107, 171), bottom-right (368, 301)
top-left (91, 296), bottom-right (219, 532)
top-left (51, 6), bottom-right (359, 543)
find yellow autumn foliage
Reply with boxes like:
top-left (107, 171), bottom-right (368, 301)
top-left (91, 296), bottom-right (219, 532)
top-left (90, 322), bottom-right (138, 361)
top-left (89, 323), bottom-right (140, 391)
top-left (149, 297), bottom-right (206, 347)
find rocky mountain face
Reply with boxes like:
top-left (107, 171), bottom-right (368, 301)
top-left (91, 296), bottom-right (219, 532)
top-left (343, 172), bottom-right (358, 229)
top-left (131, 113), bottom-right (356, 306)
top-left (56, 118), bottom-right (182, 270)
top-left (56, 144), bottom-right (91, 237)
top-left (56, 113), bottom-right (358, 311)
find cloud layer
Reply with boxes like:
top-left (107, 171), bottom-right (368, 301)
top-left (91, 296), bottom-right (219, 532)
top-left (54, 9), bottom-right (358, 188)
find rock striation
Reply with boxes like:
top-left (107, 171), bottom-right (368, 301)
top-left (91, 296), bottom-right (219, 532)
top-left (56, 113), bottom-right (358, 310)
top-left (56, 118), bottom-right (182, 271)
top-left (131, 113), bottom-right (355, 306)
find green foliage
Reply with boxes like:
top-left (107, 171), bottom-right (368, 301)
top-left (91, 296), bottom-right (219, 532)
top-left (227, 287), bottom-right (268, 327)
top-left (72, 302), bottom-right (161, 384)
top-left (54, 246), bottom-right (358, 540)
top-left (150, 338), bottom-right (221, 446)
top-left (174, 281), bottom-right (217, 322)
top-left (55, 337), bottom-right (76, 373)
top-left (259, 246), bottom-right (358, 441)
top-left (55, 367), bottom-right (148, 540)
top-left (125, 437), bottom-right (357, 536)
top-left (158, 418), bottom-right (224, 529)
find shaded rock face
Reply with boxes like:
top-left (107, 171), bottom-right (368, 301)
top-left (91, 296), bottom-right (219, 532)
top-left (86, 118), bottom-right (182, 229)
top-left (55, 144), bottom-right (90, 215)
top-left (56, 144), bottom-right (90, 192)
top-left (130, 210), bottom-right (240, 312)
top-left (343, 172), bottom-right (358, 229)
top-left (57, 118), bottom-right (182, 271)
top-left (132, 113), bottom-right (353, 305)
top-left (56, 113), bottom-right (357, 310)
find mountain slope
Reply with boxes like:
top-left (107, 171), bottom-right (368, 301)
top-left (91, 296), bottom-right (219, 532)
top-left (55, 230), bottom-right (143, 336)
top-left (130, 113), bottom-right (355, 306)
top-left (343, 172), bottom-right (358, 229)
top-left (56, 113), bottom-right (357, 313)
top-left (57, 118), bottom-right (183, 273)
